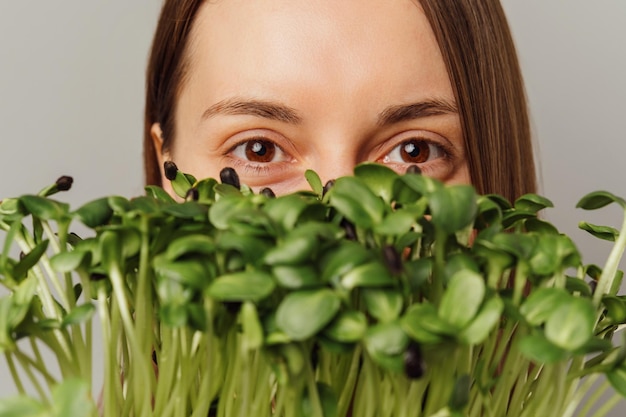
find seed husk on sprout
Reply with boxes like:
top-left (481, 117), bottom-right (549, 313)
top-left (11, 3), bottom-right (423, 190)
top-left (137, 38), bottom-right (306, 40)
top-left (406, 165), bottom-right (422, 175)
top-left (164, 161), bottom-right (178, 181)
top-left (55, 175), bottom-right (73, 191)
top-left (260, 187), bottom-right (276, 198)
top-left (220, 167), bottom-right (240, 189)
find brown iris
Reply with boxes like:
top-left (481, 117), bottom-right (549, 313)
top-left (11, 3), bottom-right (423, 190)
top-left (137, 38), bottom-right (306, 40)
top-left (245, 140), bottom-right (276, 162)
top-left (400, 140), bottom-right (430, 164)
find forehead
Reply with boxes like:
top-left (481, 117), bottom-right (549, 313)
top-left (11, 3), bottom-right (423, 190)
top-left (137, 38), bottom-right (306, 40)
top-left (182, 0), bottom-right (453, 115)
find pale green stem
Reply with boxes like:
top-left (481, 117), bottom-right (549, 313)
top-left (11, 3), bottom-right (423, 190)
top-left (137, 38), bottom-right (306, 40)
top-left (108, 263), bottom-right (151, 417)
top-left (154, 328), bottom-right (179, 417)
top-left (303, 343), bottom-right (324, 417)
top-left (15, 349), bottom-right (58, 387)
top-left (337, 345), bottom-right (362, 417)
top-left (593, 211), bottom-right (626, 306)
top-left (98, 289), bottom-right (116, 417)
top-left (561, 373), bottom-right (600, 417)
top-left (589, 392), bottom-right (623, 417)
top-left (5, 353), bottom-right (26, 395)
top-left (577, 379), bottom-right (611, 417)
top-left (15, 351), bottom-right (49, 404)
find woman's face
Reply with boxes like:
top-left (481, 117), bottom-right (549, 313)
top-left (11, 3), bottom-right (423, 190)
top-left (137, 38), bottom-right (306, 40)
top-left (154, 0), bottom-right (470, 194)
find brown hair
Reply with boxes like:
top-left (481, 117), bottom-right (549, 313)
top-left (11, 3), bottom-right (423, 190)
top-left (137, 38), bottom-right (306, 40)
top-left (144, 0), bottom-right (536, 202)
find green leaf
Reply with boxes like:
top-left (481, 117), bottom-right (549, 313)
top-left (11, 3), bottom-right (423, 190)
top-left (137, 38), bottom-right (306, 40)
top-left (276, 289), bottom-right (341, 340)
top-left (277, 343), bottom-right (305, 377)
top-left (73, 198), bottom-right (113, 228)
top-left (439, 270), bottom-right (485, 329)
top-left (545, 297), bottom-right (595, 351)
top-left (608, 364), bottom-right (626, 397)
top-left (214, 183), bottom-right (242, 197)
top-left (50, 250), bottom-right (90, 273)
top-left (523, 218), bottom-right (560, 235)
top-left (107, 196), bottom-right (132, 213)
top-left (165, 235), bottom-right (216, 261)
top-left (577, 191), bottom-right (626, 210)
top-left (578, 221), bottom-right (619, 242)
top-left (320, 242), bottom-right (371, 283)
top-left (9, 276), bottom-right (38, 328)
top-left (159, 303), bottom-right (188, 328)
top-left (194, 178), bottom-right (218, 203)
top-left (0, 198), bottom-right (24, 217)
top-left (443, 253), bottom-right (479, 281)
top-left (373, 210), bottom-right (416, 236)
top-left (162, 201), bottom-right (208, 219)
top-left (264, 233), bottom-right (318, 265)
top-left (490, 232), bottom-right (536, 260)
top-left (401, 303), bottom-right (453, 343)
top-left (154, 257), bottom-right (214, 289)
top-left (529, 234), bottom-right (581, 276)
top-left (459, 296), bottom-right (503, 345)
top-left (429, 185), bottom-right (477, 234)
top-left (208, 271), bottom-right (275, 302)
top-left (216, 232), bottom-right (272, 264)
top-left (13, 240), bottom-right (49, 280)
top-left (448, 374), bottom-right (471, 411)
top-left (329, 177), bottom-right (386, 228)
top-left (323, 310), bottom-right (367, 343)
top-left (19, 195), bottom-right (68, 221)
top-left (514, 194), bottom-right (553, 213)
top-left (305, 169), bottom-right (324, 196)
top-left (518, 334), bottom-right (567, 364)
top-left (145, 185), bottom-right (176, 203)
top-left (362, 289), bottom-right (403, 323)
top-left (364, 321), bottom-right (408, 372)
top-left (272, 265), bottom-right (321, 289)
top-left (62, 303), bottom-right (95, 327)
top-left (263, 195), bottom-right (309, 231)
top-left (0, 396), bottom-right (45, 417)
top-left (241, 302), bottom-right (264, 350)
top-left (520, 288), bottom-right (571, 326)
top-left (502, 210), bottom-right (537, 229)
top-left (484, 194), bottom-right (512, 210)
top-left (395, 174), bottom-right (440, 199)
top-left (171, 170), bottom-right (194, 198)
top-left (129, 196), bottom-right (162, 214)
top-left (354, 163), bottom-right (398, 204)
top-left (209, 195), bottom-right (250, 230)
top-left (301, 382), bottom-right (338, 417)
top-left (602, 296), bottom-right (626, 323)
top-left (50, 378), bottom-right (96, 417)
top-left (341, 262), bottom-right (393, 290)
top-left (565, 276), bottom-right (592, 297)
top-left (404, 258), bottom-right (433, 291)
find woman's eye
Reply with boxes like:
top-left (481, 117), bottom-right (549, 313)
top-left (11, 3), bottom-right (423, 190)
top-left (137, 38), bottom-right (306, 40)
top-left (383, 139), bottom-right (445, 164)
top-left (231, 139), bottom-right (285, 163)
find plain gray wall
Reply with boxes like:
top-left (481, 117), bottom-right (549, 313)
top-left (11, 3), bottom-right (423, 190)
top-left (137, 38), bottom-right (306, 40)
top-left (1, 1), bottom-right (625, 414)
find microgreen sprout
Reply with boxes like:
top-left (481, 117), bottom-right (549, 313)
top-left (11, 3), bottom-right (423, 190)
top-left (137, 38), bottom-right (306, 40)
top-left (1, 164), bottom-right (625, 417)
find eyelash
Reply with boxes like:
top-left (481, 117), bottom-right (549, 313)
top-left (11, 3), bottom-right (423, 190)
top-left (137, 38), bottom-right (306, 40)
top-left (225, 136), bottom-right (289, 174)
top-left (379, 137), bottom-right (453, 170)
top-left (224, 135), bottom-right (452, 174)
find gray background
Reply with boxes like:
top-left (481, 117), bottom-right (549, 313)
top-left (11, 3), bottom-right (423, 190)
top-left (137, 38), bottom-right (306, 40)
top-left (0, 1), bottom-right (625, 415)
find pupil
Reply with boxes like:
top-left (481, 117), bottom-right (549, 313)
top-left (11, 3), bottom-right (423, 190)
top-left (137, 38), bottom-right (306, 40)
top-left (400, 140), bottom-right (429, 164)
top-left (404, 143), bottom-right (419, 157)
top-left (251, 142), bottom-right (267, 156)
top-left (245, 140), bottom-right (275, 162)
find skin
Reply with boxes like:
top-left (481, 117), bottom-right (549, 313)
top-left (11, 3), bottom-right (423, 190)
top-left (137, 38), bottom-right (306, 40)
top-left (152, 0), bottom-right (470, 195)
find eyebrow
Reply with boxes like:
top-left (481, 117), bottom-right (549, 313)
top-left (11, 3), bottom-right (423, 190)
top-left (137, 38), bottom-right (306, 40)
top-left (201, 97), bottom-right (457, 126)
top-left (202, 98), bottom-right (303, 124)
top-left (377, 99), bottom-right (458, 126)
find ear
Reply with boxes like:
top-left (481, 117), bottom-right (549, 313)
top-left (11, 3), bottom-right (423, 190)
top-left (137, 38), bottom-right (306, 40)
top-left (150, 123), bottom-right (175, 196)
